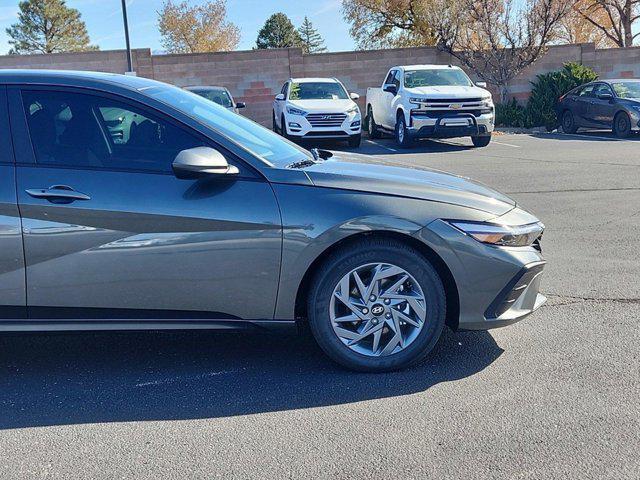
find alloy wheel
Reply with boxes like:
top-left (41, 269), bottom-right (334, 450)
top-left (329, 262), bottom-right (427, 357)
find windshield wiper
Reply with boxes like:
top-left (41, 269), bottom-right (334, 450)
top-left (287, 158), bottom-right (316, 169)
top-left (287, 148), bottom-right (334, 169)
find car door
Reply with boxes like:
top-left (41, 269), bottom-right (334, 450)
top-left (9, 86), bottom-right (282, 322)
top-left (589, 83), bottom-right (616, 126)
top-left (574, 84), bottom-right (595, 126)
top-left (381, 70), bottom-right (399, 128)
top-left (0, 86), bottom-right (27, 320)
top-left (274, 82), bottom-right (288, 128)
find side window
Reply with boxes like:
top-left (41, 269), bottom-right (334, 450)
top-left (578, 85), bottom-right (595, 97)
top-left (593, 83), bottom-right (613, 96)
top-left (21, 90), bottom-right (205, 173)
top-left (392, 71), bottom-right (401, 89)
top-left (384, 70), bottom-right (396, 85)
top-left (281, 82), bottom-right (288, 96)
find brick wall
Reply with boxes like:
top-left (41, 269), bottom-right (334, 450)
top-left (2, 43), bottom-right (640, 126)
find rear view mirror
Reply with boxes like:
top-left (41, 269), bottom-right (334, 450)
top-left (476, 81), bottom-right (487, 88)
top-left (349, 92), bottom-right (360, 100)
top-left (275, 93), bottom-right (285, 101)
top-left (236, 102), bottom-right (246, 108)
top-left (172, 147), bottom-right (239, 179)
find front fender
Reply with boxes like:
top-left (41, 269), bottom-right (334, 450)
top-left (271, 183), bottom-right (493, 319)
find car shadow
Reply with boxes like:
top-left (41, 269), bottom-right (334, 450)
top-left (534, 131), bottom-right (640, 141)
top-left (0, 328), bottom-right (502, 430)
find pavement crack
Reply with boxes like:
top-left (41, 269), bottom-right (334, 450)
top-left (547, 294), bottom-right (640, 307)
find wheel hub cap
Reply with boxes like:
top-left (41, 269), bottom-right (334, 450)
top-left (329, 263), bottom-right (427, 357)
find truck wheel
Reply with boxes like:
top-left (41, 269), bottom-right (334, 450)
top-left (395, 114), bottom-right (414, 148)
top-left (471, 134), bottom-right (491, 147)
top-left (367, 106), bottom-right (381, 139)
top-left (348, 133), bottom-right (361, 148)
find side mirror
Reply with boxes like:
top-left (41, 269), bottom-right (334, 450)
top-left (383, 84), bottom-right (397, 95)
top-left (236, 101), bottom-right (246, 109)
top-left (172, 147), bottom-right (239, 179)
top-left (476, 81), bottom-right (487, 88)
top-left (349, 92), bottom-right (360, 100)
top-left (275, 93), bottom-right (285, 101)
top-left (597, 92), bottom-right (613, 100)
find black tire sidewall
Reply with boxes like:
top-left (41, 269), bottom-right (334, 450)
top-left (348, 134), bottom-right (361, 148)
top-left (307, 241), bottom-right (446, 372)
top-left (367, 107), bottom-right (379, 138)
top-left (471, 135), bottom-right (491, 147)
top-left (395, 115), bottom-right (412, 148)
top-left (563, 110), bottom-right (576, 133)
top-left (614, 112), bottom-right (631, 138)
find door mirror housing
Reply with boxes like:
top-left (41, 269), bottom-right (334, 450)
top-left (383, 84), bottom-right (397, 95)
top-left (275, 93), bottom-right (285, 101)
top-left (349, 92), bottom-right (360, 100)
top-left (235, 101), bottom-right (246, 109)
top-left (475, 81), bottom-right (487, 88)
top-left (597, 92), bottom-right (613, 101)
top-left (172, 147), bottom-right (239, 179)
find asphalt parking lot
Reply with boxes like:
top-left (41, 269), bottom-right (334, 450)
top-left (1, 132), bottom-right (639, 479)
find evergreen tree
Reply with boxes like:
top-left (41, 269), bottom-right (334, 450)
top-left (256, 13), bottom-right (302, 49)
top-left (6, 0), bottom-right (97, 54)
top-left (298, 16), bottom-right (327, 53)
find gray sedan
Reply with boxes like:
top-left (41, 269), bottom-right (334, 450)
top-left (558, 79), bottom-right (640, 137)
top-left (0, 70), bottom-right (545, 371)
top-left (184, 85), bottom-right (246, 114)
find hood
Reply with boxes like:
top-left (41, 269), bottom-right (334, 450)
top-left (288, 99), bottom-right (358, 113)
top-left (405, 85), bottom-right (490, 99)
top-left (302, 156), bottom-right (515, 216)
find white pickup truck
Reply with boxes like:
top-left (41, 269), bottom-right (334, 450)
top-left (366, 65), bottom-right (495, 148)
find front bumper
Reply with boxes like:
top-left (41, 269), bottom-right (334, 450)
top-left (409, 112), bottom-right (495, 139)
top-left (285, 112), bottom-right (361, 139)
top-left (417, 217), bottom-right (546, 331)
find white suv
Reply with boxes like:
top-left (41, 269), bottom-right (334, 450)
top-left (273, 77), bottom-right (362, 147)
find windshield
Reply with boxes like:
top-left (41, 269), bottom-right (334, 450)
top-left (611, 81), bottom-right (640, 99)
top-left (142, 84), bottom-right (310, 168)
top-left (404, 69), bottom-right (473, 88)
top-left (289, 82), bottom-right (348, 100)
top-left (196, 89), bottom-right (233, 108)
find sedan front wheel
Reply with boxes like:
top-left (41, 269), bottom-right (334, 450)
top-left (307, 238), bottom-right (446, 372)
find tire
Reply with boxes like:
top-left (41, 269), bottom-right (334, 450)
top-left (272, 112), bottom-right (279, 134)
top-left (367, 106), bottom-right (381, 139)
top-left (471, 134), bottom-right (491, 147)
top-left (280, 114), bottom-right (290, 140)
top-left (394, 113), bottom-right (414, 148)
top-left (561, 110), bottom-right (577, 134)
top-left (613, 111), bottom-right (631, 138)
top-left (348, 133), bottom-right (361, 148)
top-left (307, 238), bottom-right (446, 372)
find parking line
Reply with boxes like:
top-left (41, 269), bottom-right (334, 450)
top-left (548, 132), bottom-right (634, 142)
top-left (365, 139), bottom-right (398, 152)
top-left (491, 140), bottom-right (521, 148)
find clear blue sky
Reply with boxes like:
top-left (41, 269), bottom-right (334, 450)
top-left (0, 0), bottom-right (355, 55)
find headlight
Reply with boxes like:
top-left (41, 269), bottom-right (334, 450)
top-left (346, 105), bottom-right (359, 114)
top-left (480, 96), bottom-right (493, 107)
top-left (449, 221), bottom-right (544, 247)
top-left (287, 106), bottom-right (307, 116)
top-left (409, 97), bottom-right (426, 105)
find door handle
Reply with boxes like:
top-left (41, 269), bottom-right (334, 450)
top-left (26, 185), bottom-right (91, 202)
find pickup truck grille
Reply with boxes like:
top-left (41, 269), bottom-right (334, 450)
top-left (306, 113), bottom-right (347, 127)
top-left (412, 109), bottom-right (483, 117)
top-left (423, 97), bottom-right (482, 103)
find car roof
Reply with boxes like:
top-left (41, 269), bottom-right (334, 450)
top-left (398, 65), bottom-right (461, 71)
top-left (598, 78), bottom-right (640, 83)
top-left (184, 85), bottom-right (227, 91)
top-left (290, 77), bottom-right (339, 83)
top-left (0, 69), bottom-right (166, 91)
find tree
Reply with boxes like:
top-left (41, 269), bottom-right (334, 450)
top-left (256, 13), bottom-right (302, 49)
top-left (6, 0), bottom-right (97, 54)
top-left (555, 0), bottom-right (615, 47)
top-left (575, 0), bottom-right (639, 47)
top-left (431, 0), bottom-right (573, 101)
top-left (342, 0), bottom-right (439, 49)
top-left (298, 16), bottom-right (327, 53)
top-left (158, 0), bottom-right (240, 54)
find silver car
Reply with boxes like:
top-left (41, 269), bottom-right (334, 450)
top-left (0, 70), bottom-right (546, 372)
top-left (184, 85), bottom-right (246, 114)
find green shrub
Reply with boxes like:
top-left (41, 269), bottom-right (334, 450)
top-left (495, 98), bottom-right (532, 128)
top-left (526, 62), bottom-right (598, 131)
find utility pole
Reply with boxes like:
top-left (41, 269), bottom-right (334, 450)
top-left (121, 0), bottom-right (134, 74)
